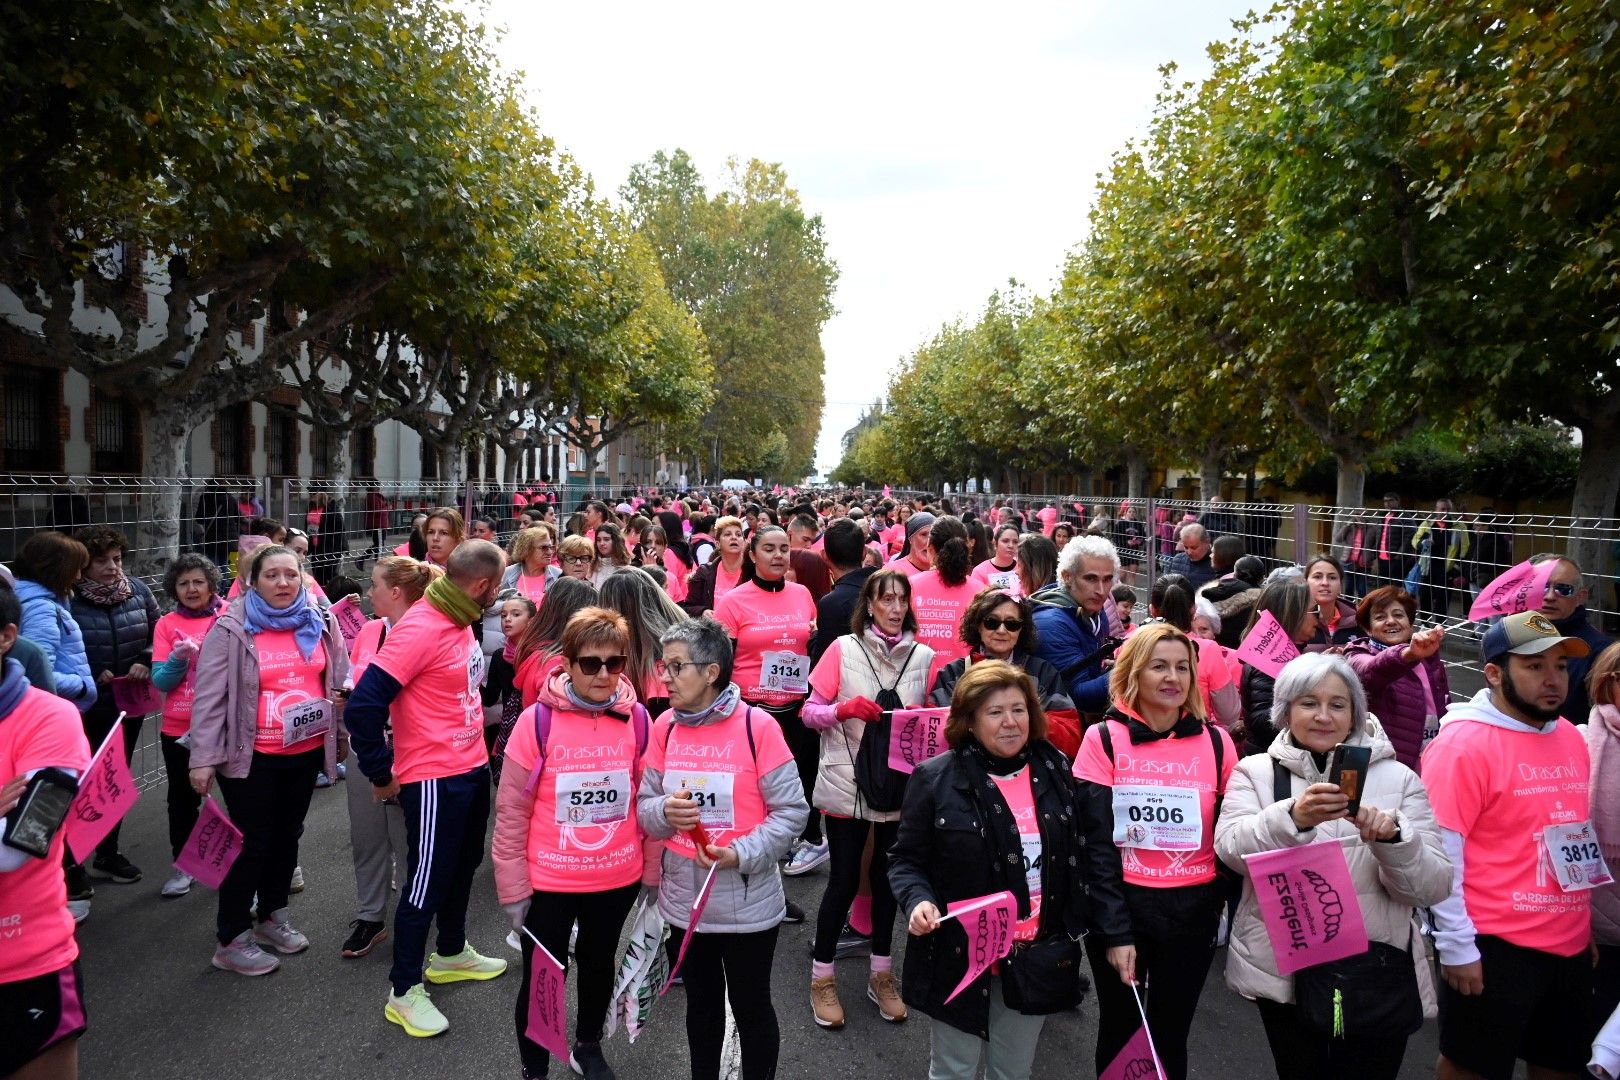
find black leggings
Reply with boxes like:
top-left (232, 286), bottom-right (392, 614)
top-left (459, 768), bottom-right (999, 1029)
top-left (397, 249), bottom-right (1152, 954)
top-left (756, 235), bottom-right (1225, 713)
top-left (515, 882), bottom-right (640, 1077)
top-left (215, 748), bottom-right (322, 944)
top-left (1256, 997), bottom-right (1408, 1080)
top-left (683, 925), bottom-right (781, 1080)
top-left (1086, 924), bottom-right (1218, 1080)
top-left (160, 733), bottom-right (202, 858)
top-left (751, 700), bottom-right (820, 843)
top-left (813, 816), bottom-right (898, 962)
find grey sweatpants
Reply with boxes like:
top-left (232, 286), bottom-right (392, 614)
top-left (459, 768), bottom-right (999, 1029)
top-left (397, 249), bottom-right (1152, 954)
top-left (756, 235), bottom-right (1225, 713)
top-left (344, 751), bottom-right (408, 922)
top-left (927, 977), bottom-right (1046, 1080)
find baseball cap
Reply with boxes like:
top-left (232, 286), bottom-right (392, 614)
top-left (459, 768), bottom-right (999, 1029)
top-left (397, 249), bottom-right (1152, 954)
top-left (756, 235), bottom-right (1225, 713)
top-left (1480, 610), bottom-right (1592, 664)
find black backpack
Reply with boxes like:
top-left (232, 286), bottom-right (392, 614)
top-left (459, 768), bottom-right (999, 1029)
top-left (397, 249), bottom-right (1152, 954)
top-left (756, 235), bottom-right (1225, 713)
top-left (849, 641), bottom-right (917, 813)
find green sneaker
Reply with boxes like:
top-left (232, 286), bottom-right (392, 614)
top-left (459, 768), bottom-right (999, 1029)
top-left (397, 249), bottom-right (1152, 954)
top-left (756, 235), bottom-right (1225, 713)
top-left (424, 943), bottom-right (508, 984)
top-left (385, 983), bottom-right (448, 1038)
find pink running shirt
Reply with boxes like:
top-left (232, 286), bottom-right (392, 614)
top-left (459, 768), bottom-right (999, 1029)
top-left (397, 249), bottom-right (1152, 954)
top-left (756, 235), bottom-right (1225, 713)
top-left (152, 609), bottom-right (220, 737)
top-left (992, 768), bottom-right (1043, 941)
top-left (251, 629), bottom-right (329, 755)
top-left (371, 599), bottom-right (489, 783)
top-left (714, 581), bottom-right (816, 708)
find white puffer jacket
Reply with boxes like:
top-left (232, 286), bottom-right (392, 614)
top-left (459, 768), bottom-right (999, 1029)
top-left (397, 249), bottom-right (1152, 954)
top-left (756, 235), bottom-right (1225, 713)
top-left (812, 629), bottom-right (934, 822)
top-left (1214, 715), bottom-right (1452, 1013)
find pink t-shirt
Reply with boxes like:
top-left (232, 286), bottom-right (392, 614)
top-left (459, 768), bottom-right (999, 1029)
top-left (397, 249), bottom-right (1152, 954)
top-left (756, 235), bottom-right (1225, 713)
top-left (660, 550), bottom-right (689, 604)
top-left (713, 562), bottom-right (742, 605)
top-left (1194, 638), bottom-right (1232, 721)
top-left (347, 617), bottom-right (387, 687)
top-left (152, 609), bottom-right (220, 737)
top-left (1422, 715), bottom-right (1592, 956)
top-left (647, 701), bottom-right (795, 860)
top-left (1073, 716), bottom-right (1234, 887)
top-left (503, 705), bottom-right (645, 892)
top-left (972, 560), bottom-right (1022, 597)
top-left (714, 581), bottom-right (817, 708)
top-left (513, 570), bottom-right (548, 606)
top-left (372, 600), bottom-right (489, 783)
top-left (1038, 507), bottom-right (1059, 536)
top-left (0, 688), bottom-right (92, 982)
top-left (908, 570), bottom-right (988, 684)
top-left (992, 768), bottom-right (1043, 942)
top-left (251, 629), bottom-right (329, 755)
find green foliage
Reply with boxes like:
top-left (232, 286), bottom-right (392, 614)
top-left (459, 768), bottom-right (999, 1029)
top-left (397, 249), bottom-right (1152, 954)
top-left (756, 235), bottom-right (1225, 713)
top-left (1469, 425), bottom-right (1580, 502)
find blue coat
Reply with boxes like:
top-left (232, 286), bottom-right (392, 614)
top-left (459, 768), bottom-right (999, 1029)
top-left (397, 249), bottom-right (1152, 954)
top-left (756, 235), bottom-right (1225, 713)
top-left (14, 578), bottom-right (97, 711)
top-left (1030, 584), bottom-right (1112, 713)
top-left (1553, 606), bottom-right (1614, 725)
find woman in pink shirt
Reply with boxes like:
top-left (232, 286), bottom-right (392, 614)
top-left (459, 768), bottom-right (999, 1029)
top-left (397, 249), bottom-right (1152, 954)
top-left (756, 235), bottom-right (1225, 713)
top-left (906, 516), bottom-right (988, 684)
top-left (492, 608), bottom-right (654, 1080)
top-left (0, 586), bottom-right (94, 1080)
top-left (973, 523), bottom-right (1023, 597)
top-left (188, 546), bottom-right (349, 977)
top-left (512, 577), bottom-right (599, 710)
top-left (149, 552), bottom-right (226, 898)
top-left (422, 507), bottom-right (464, 568)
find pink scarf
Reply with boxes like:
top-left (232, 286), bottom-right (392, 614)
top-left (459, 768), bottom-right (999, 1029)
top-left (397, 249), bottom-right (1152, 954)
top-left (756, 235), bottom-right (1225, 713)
top-left (1589, 704), bottom-right (1620, 863)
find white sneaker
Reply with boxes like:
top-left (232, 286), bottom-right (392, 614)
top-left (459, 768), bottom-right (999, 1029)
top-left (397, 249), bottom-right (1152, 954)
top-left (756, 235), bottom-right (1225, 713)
top-left (784, 839), bottom-right (830, 877)
top-left (213, 929), bottom-right (281, 976)
top-left (289, 866), bottom-right (305, 893)
top-left (161, 869), bottom-right (194, 898)
top-left (254, 908), bottom-right (310, 954)
top-left (68, 899), bottom-right (91, 924)
top-left (506, 929), bottom-right (523, 952)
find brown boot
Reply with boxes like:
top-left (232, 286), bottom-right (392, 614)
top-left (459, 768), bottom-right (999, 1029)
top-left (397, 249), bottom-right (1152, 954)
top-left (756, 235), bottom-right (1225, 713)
top-left (811, 974), bottom-right (845, 1029)
top-left (867, 970), bottom-right (907, 1022)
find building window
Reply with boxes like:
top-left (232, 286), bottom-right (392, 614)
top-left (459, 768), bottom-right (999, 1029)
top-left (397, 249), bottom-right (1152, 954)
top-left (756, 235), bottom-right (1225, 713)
top-left (484, 437), bottom-right (498, 484)
top-left (266, 408), bottom-right (298, 476)
top-left (0, 369), bottom-right (60, 472)
top-left (310, 426), bottom-right (331, 478)
top-left (216, 404), bottom-right (251, 476)
top-left (419, 435), bottom-right (439, 479)
top-left (91, 395), bottom-right (139, 473)
top-left (355, 426), bottom-right (376, 477)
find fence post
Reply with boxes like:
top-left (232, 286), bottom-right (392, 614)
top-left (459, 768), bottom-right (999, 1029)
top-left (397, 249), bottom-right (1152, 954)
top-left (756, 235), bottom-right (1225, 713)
top-left (1144, 497), bottom-right (1158, 596)
top-left (1292, 501), bottom-right (1310, 566)
top-left (462, 481), bottom-right (475, 527)
top-left (281, 478), bottom-right (293, 530)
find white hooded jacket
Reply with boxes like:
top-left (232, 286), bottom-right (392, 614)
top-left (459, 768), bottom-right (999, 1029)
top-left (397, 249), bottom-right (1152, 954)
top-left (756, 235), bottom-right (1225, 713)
top-left (1215, 714), bottom-right (1453, 1011)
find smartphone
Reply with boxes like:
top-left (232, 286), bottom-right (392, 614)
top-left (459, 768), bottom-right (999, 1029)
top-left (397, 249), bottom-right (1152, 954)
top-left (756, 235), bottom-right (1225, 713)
top-left (2, 767), bottom-right (81, 858)
top-left (1328, 743), bottom-right (1372, 816)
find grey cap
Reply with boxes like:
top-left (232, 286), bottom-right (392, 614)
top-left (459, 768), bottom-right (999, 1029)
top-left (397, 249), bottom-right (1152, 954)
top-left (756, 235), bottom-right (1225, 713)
top-left (904, 512), bottom-right (936, 547)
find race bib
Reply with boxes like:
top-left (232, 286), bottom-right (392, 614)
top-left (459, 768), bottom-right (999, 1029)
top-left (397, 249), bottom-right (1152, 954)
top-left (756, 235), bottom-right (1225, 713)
top-left (1420, 714), bottom-right (1440, 755)
top-left (672, 771), bottom-right (736, 830)
top-left (987, 570), bottom-right (1020, 593)
top-left (554, 770), bottom-right (632, 825)
top-left (1543, 821), bottom-right (1614, 892)
top-left (1111, 785), bottom-right (1202, 851)
top-left (1019, 832), bottom-right (1044, 894)
top-left (759, 651), bottom-right (809, 695)
top-left (281, 697), bottom-right (332, 747)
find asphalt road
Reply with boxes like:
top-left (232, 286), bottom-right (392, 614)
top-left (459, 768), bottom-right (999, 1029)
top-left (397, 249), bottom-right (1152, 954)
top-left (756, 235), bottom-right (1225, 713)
top-left (76, 736), bottom-right (1451, 1080)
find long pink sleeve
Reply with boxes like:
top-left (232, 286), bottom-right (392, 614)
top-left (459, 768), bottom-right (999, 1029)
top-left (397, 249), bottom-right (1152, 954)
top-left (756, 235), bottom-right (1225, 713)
top-left (802, 689), bottom-right (841, 731)
top-left (491, 762), bottom-right (536, 905)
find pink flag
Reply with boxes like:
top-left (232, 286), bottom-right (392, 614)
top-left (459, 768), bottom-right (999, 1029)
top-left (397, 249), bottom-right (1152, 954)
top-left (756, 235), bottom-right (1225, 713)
top-left (942, 890), bottom-right (1018, 1003)
top-left (887, 707), bottom-right (950, 774)
top-left (174, 797), bottom-right (243, 889)
top-left (111, 676), bottom-right (162, 717)
top-left (1469, 559), bottom-right (1557, 622)
top-left (772, 484), bottom-right (782, 495)
top-left (660, 862), bottom-right (721, 995)
top-left (1100, 1020), bottom-right (1164, 1080)
top-left (1236, 610), bottom-right (1300, 679)
top-left (65, 722), bottom-right (139, 864)
top-left (881, 485), bottom-right (892, 499)
top-left (328, 595), bottom-right (368, 652)
top-left (523, 938), bottom-right (570, 1061)
top-left (1243, 840), bottom-right (1370, 974)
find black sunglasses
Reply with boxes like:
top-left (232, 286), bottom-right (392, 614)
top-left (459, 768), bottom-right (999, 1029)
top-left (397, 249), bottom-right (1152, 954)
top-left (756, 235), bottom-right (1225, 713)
top-left (1548, 582), bottom-right (1578, 598)
top-left (574, 655), bottom-right (627, 675)
top-left (982, 616), bottom-right (1024, 632)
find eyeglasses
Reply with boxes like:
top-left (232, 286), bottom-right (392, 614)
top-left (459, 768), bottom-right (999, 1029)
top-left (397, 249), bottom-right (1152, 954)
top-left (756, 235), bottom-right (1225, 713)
top-left (563, 554), bottom-right (593, 565)
top-left (1548, 582), bottom-right (1578, 598)
top-left (573, 654), bottom-right (627, 675)
top-left (656, 659), bottom-right (702, 678)
top-left (981, 616), bottom-right (1024, 632)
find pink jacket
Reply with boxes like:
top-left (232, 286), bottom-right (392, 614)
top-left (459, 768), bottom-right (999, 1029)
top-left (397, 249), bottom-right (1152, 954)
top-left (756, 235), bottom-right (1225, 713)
top-left (491, 669), bottom-right (661, 904)
top-left (1588, 704), bottom-right (1620, 945)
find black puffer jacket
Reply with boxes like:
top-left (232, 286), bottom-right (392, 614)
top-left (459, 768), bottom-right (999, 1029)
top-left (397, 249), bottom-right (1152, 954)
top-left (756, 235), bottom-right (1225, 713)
top-left (927, 651), bottom-right (1075, 713)
top-left (888, 739), bottom-right (1088, 1039)
top-left (1240, 664), bottom-right (1277, 756)
top-left (70, 577), bottom-right (160, 681)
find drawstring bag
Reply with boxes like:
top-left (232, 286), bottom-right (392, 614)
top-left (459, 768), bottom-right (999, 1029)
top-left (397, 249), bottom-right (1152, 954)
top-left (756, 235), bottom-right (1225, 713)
top-left (605, 891), bottom-right (669, 1042)
top-left (851, 642), bottom-right (916, 813)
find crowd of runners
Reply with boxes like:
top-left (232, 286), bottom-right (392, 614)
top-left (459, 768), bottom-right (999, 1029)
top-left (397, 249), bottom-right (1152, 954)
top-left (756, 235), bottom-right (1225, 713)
top-left (5, 485), bottom-right (1620, 1080)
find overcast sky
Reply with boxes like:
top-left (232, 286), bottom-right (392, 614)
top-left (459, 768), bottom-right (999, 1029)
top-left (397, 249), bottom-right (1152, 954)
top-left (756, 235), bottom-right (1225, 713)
top-left (484, 1), bottom-right (1256, 476)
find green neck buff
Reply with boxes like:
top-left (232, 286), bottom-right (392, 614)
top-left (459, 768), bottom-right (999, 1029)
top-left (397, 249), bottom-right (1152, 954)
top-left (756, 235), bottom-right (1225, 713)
top-left (425, 575), bottom-right (483, 628)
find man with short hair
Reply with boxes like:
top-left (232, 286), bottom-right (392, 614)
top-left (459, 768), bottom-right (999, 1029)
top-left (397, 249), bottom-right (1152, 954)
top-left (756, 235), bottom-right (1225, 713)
top-left (1531, 553), bottom-right (1613, 725)
top-left (1031, 535), bottom-right (1120, 712)
top-left (1201, 495), bottom-right (1238, 542)
top-left (468, 516), bottom-right (498, 542)
top-left (787, 513), bottom-right (819, 552)
top-left (1424, 610), bottom-right (1596, 1080)
top-left (347, 540), bottom-right (510, 1038)
top-left (1165, 523), bottom-right (1218, 591)
top-left (1374, 492), bottom-right (1414, 590)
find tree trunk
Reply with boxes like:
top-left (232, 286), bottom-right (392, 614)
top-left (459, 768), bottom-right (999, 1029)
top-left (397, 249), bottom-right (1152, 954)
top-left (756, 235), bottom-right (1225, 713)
top-left (1199, 443), bottom-right (1225, 504)
top-left (328, 430), bottom-right (353, 498)
top-left (1075, 468), bottom-right (1094, 499)
top-left (502, 445), bottom-right (521, 487)
top-left (1569, 414), bottom-right (1620, 587)
top-left (1332, 448), bottom-right (1369, 553)
top-left (1125, 446), bottom-right (1149, 501)
top-left (439, 443), bottom-right (464, 491)
top-left (138, 402), bottom-right (197, 577)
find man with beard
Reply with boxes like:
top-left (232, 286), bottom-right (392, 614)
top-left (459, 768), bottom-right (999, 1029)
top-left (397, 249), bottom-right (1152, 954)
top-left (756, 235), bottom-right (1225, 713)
top-left (1422, 610), bottom-right (1595, 1080)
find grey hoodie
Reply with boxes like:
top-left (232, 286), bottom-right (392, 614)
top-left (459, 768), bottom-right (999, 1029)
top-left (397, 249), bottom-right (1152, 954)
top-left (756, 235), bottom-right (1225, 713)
top-left (635, 698), bottom-right (808, 934)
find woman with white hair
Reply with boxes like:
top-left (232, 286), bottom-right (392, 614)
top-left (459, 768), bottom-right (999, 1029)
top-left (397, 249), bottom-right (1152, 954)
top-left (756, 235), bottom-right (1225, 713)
top-left (1215, 652), bottom-right (1451, 1080)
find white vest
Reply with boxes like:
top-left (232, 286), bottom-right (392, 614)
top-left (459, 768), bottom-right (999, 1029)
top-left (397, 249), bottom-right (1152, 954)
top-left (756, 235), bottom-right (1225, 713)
top-left (814, 630), bottom-right (935, 821)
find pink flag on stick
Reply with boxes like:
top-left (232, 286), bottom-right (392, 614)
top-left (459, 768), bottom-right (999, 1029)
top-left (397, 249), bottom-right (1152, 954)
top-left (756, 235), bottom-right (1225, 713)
top-left (328, 596), bottom-right (368, 652)
top-left (111, 676), bottom-right (162, 717)
top-left (174, 797), bottom-right (243, 889)
top-left (522, 933), bottom-right (570, 1061)
top-left (1101, 1019), bottom-right (1164, 1080)
top-left (65, 720), bottom-right (139, 864)
top-left (1236, 610), bottom-right (1300, 679)
top-left (660, 862), bottom-right (721, 995)
top-left (1469, 559), bottom-right (1556, 622)
top-left (941, 890), bottom-right (1018, 1003)
top-left (887, 707), bottom-right (950, 775)
top-left (1243, 839), bottom-right (1369, 974)
top-left (881, 484), bottom-right (892, 499)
